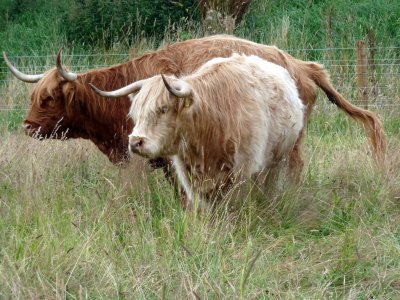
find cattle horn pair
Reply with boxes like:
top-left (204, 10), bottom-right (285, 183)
top-left (2, 48), bottom-right (77, 82)
top-left (90, 74), bottom-right (192, 98)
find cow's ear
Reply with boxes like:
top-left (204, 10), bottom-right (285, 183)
top-left (174, 96), bottom-right (193, 113)
top-left (183, 97), bottom-right (193, 108)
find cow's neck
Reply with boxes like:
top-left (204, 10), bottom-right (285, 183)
top-left (67, 68), bottom-right (134, 162)
top-left (68, 102), bottom-right (131, 163)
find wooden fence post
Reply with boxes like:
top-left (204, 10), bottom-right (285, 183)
top-left (356, 40), bottom-right (368, 109)
top-left (367, 28), bottom-right (377, 99)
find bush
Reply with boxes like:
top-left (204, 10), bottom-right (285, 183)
top-left (64, 0), bottom-right (201, 49)
top-left (0, 0), bottom-right (73, 54)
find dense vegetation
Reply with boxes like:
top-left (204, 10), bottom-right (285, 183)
top-left (0, 0), bottom-right (200, 53)
top-left (240, 0), bottom-right (400, 49)
top-left (1, 0), bottom-right (399, 54)
top-left (65, 0), bottom-right (200, 48)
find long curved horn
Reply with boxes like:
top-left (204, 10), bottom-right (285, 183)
top-left (161, 74), bottom-right (191, 98)
top-left (3, 52), bottom-right (44, 83)
top-left (56, 48), bottom-right (78, 81)
top-left (89, 80), bottom-right (145, 98)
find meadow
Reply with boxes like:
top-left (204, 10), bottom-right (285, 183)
top-left (1, 48), bottom-right (400, 299)
top-left (1, 0), bottom-right (400, 298)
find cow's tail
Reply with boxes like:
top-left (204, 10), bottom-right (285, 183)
top-left (307, 62), bottom-right (386, 167)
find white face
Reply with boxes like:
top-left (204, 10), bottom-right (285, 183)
top-left (127, 77), bottom-right (182, 159)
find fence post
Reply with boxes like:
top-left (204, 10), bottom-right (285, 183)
top-left (356, 40), bottom-right (368, 109)
top-left (367, 28), bottom-right (377, 99)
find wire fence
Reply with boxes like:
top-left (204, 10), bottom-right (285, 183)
top-left (1, 46), bottom-right (399, 113)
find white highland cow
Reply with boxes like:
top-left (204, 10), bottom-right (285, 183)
top-left (91, 54), bottom-right (305, 207)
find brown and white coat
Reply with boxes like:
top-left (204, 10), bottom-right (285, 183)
top-left (92, 54), bottom-right (305, 205)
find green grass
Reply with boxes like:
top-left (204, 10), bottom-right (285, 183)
top-left (1, 90), bottom-right (399, 298)
top-left (0, 108), bottom-right (24, 131)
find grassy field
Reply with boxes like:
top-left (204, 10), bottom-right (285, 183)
top-left (1, 1), bottom-right (400, 297)
top-left (1, 64), bottom-right (400, 298)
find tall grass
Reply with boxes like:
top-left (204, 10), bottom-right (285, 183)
top-left (1, 99), bottom-right (399, 298)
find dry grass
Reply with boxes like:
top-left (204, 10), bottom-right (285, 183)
top-left (1, 100), bottom-right (399, 298)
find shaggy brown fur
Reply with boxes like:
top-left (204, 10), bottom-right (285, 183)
top-left (21, 35), bottom-right (385, 172)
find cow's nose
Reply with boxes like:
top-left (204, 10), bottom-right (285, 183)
top-left (22, 123), bottom-right (33, 134)
top-left (129, 136), bottom-right (144, 151)
top-left (23, 123), bottom-right (32, 131)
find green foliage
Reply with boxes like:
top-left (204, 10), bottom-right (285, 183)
top-left (64, 0), bottom-right (201, 49)
top-left (0, 0), bottom-right (14, 29)
top-left (0, 0), bottom-right (201, 52)
top-left (1, 0), bottom-right (399, 53)
top-left (238, 0), bottom-right (400, 49)
top-left (0, 0), bottom-right (73, 55)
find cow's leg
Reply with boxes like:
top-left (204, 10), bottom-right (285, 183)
top-left (171, 156), bottom-right (211, 211)
top-left (288, 128), bottom-right (305, 183)
top-left (180, 192), bottom-right (190, 210)
top-left (288, 83), bottom-right (315, 183)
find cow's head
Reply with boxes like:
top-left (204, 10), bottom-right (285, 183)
top-left (90, 74), bottom-right (193, 159)
top-left (3, 50), bottom-right (80, 139)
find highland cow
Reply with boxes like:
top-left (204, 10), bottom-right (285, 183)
top-left (90, 54), bottom-right (305, 205)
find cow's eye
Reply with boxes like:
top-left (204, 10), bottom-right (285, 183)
top-left (40, 96), bottom-right (54, 108)
top-left (159, 105), bottom-right (169, 114)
